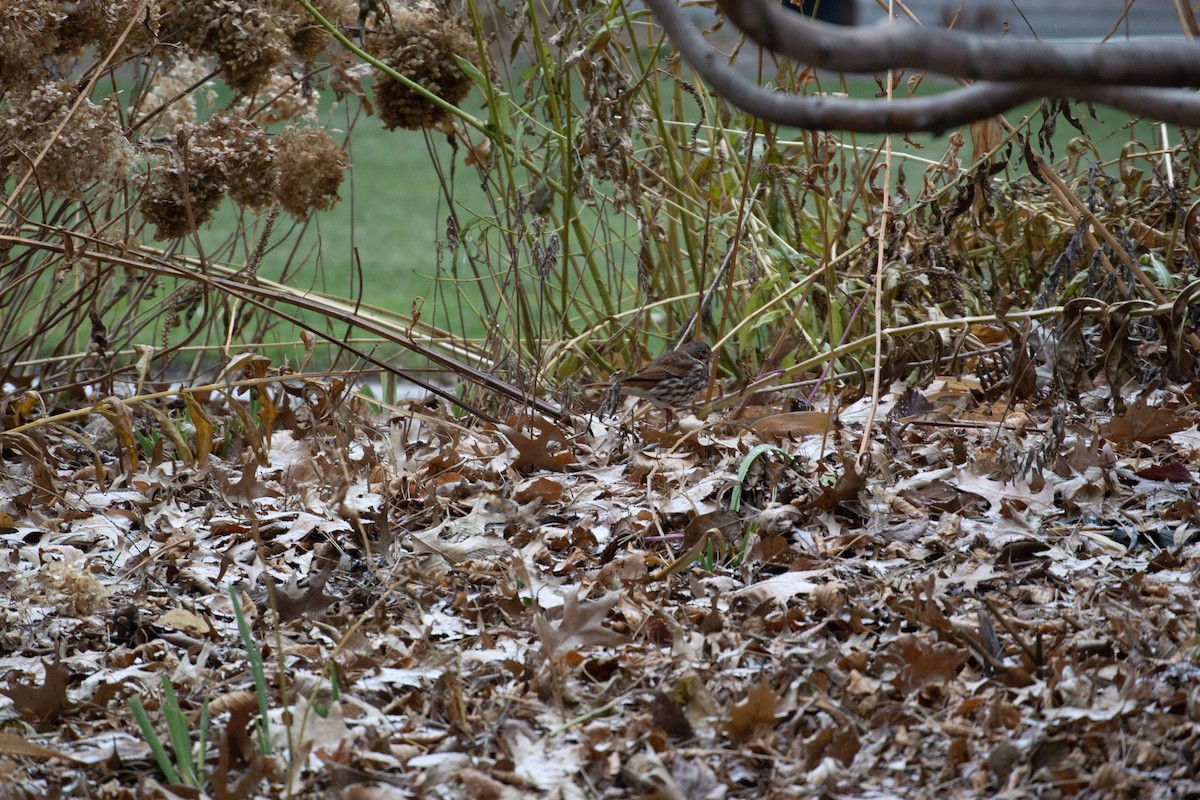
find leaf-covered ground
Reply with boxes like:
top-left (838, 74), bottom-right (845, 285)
top-left (2, 366), bottom-right (1199, 799)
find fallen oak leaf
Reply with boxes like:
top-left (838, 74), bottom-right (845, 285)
top-left (534, 588), bottom-right (630, 658)
top-left (261, 549), bottom-right (338, 622)
top-left (880, 634), bottom-right (970, 695)
top-left (206, 690), bottom-right (261, 769)
top-left (747, 410), bottom-right (837, 440)
top-left (502, 722), bottom-right (582, 791)
top-left (515, 476), bottom-right (565, 504)
top-left (800, 451), bottom-right (866, 512)
top-left (1135, 462), bottom-right (1193, 483)
top-left (2, 660), bottom-right (72, 729)
top-left (505, 426), bottom-right (570, 473)
top-left (0, 731), bottom-right (83, 763)
top-left (503, 416), bottom-right (575, 473)
top-left (409, 496), bottom-right (516, 564)
top-left (1100, 397), bottom-right (1193, 444)
top-left (722, 680), bottom-right (780, 745)
top-left (735, 570), bottom-right (822, 606)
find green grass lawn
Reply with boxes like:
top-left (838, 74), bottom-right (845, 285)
top-left (198, 107), bottom-right (489, 339)
top-left (801, 74), bottom-right (1176, 189)
top-left (189, 71), bottom-right (1175, 351)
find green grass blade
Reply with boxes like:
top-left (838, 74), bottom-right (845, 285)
top-left (229, 585), bottom-right (273, 754)
top-left (729, 444), bottom-right (788, 513)
top-left (159, 676), bottom-right (198, 787)
top-left (196, 696), bottom-right (210, 786)
top-left (128, 694), bottom-right (182, 785)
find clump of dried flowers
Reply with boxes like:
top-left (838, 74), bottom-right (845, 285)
top-left (1, 0), bottom-right (66, 91)
top-left (162, 0), bottom-right (291, 96)
top-left (274, 126), bottom-right (349, 219)
top-left (157, 0), bottom-right (353, 96)
top-left (134, 57), bottom-right (216, 137)
top-left (139, 113), bottom-right (283, 239)
top-left (3, 0), bottom-right (353, 237)
top-left (370, 7), bottom-right (478, 131)
top-left (139, 126), bottom-right (229, 241)
top-left (277, 0), bottom-right (356, 64)
top-left (57, 0), bottom-right (156, 61)
top-left (1, 80), bottom-right (134, 197)
top-left (202, 114), bottom-right (278, 210)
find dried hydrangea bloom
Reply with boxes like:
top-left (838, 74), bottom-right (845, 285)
top-left (136, 57), bottom-right (216, 137)
top-left (139, 163), bottom-right (225, 240)
top-left (276, 0), bottom-right (355, 63)
top-left (1, 0), bottom-right (66, 90)
top-left (370, 8), bottom-right (478, 131)
top-left (157, 0), bottom-right (208, 53)
top-left (199, 114), bottom-right (277, 210)
top-left (160, 0), bottom-right (289, 95)
top-left (243, 72), bottom-right (321, 126)
top-left (1, 81), bottom-right (134, 197)
top-left (138, 112), bottom-right (283, 236)
top-left (57, 0), bottom-right (157, 59)
top-left (273, 126), bottom-right (348, 219)
top-left (139, 124), bottom-right (228, 240)
top-left (210, 1), bottom-right (291, 95)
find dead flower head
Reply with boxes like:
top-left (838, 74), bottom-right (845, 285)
top-left (274, 125), bottom-right (348, 219)
top-left (160, 0), bottom-right (290, 95)
top-left (138, 124), bottom-right (228, 240)
top-left (1, 0), bottom-right (65, 91)
top-left (202, 113), bottom-right (277, 210)
top-left (138, 113), bottom-right (282, 238)
top-left (371, 7), bottom-right (478, 131)
top-left (282, 0), bottom-right (357, 63)
top-left (1, 80), bottom-right (134, 197)
top-left (57, 0), bottom-right (157, 60)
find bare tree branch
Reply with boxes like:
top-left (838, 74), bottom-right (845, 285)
top-left (715, 0), bottom-right (1200, 87)
top-left (644, 0), bottom-right (1200, 133)
top-left (1069, 85), bottom-right (1200, 126)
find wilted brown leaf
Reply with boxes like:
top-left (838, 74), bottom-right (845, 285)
top-left (516, 476), bottom-right (565, 504)
top-left (2, 661), bottom-right (71, 728)
top-left (881, 634), bottom-right (970, 695)
top-left (647, 690), bottom-right (695, 741)
top-left (1101, 397), bottom-right (1193, 444)
top-left (0, 731), bottom-right (81, 763)
top-left (534, 588), bottom-right (630, 657)
top-left (505, 425), bottom-right (573, 473)
top-left (802, 452), bottom-right (866, 512)
top-left (748, 410), bottom-right (836, 440)
top-left (722, 680), bottom-right (780, 745)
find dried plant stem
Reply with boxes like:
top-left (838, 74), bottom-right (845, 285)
top-left (2, 1), bottom-right (149, 218)
top-left (0, 232), bottom-right (564, 421)
top-left (295, 0), bottom-right (484, 133)
top-left (858, 1), bottom-right (898, 461)
top-left (713, 292), bottom-right (1189, 412)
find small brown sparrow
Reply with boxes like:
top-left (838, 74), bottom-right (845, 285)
top-left (618, 341), bottom-right (713, 410)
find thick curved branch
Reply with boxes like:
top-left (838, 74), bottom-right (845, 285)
top-left (1069, 85), bottom-right (1200, 126)
top-left (716, 0), bottom-right (1200, 87)
top-left (645, 0), bottom-right (1200, 132)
